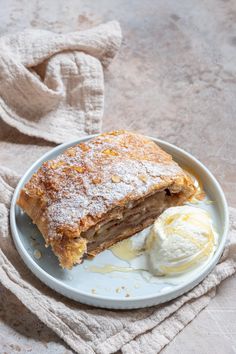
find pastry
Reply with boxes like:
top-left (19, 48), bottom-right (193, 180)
top-left (17, 130), bottom-right (196, 269)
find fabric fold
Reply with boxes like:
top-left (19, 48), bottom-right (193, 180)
top-left (0, 21), bottom-right (122, 143)
top-left (0, 166), bottom-right (235, 354)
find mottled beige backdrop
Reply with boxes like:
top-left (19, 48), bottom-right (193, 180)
top-left (0, 0), bottom-right (235, 353)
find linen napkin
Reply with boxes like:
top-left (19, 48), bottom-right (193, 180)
top-left (0, 165), bottom-right (235, 354)
top-left (0, 21), bottom-right (122, 144)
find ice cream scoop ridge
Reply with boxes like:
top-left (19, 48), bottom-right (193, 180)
top-left (146, 206), bottom-right (218, 276)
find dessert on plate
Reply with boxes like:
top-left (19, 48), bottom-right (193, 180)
top-left (17, 130), bottom-right (196, 269)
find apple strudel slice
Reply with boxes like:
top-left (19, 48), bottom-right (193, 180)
top-left (17, 130), bottom-right (196, 269)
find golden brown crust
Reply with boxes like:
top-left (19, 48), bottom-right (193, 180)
top-left (17, 130), bottom-right (196, 268)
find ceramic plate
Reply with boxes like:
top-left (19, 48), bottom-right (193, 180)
top-left (10, 136), bottom-right (229, 309)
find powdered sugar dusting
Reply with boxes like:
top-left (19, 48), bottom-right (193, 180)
top-left (25, 131), bottom-right (186, 240)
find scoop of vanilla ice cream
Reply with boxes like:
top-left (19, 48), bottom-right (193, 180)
top-left (146, 206), bottom-right (218, 276)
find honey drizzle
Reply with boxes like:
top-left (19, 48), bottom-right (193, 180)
top-left (110, 238), bottom-right (142, 261)
top-left (88, 264), bottom-right (133, 274)
top-left (182, 165), bottom-right (206, 202)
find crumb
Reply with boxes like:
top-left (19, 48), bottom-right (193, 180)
top-left (138, 174), bottom-right (147, 183)
top-left (125, 293), bottom-right (130, 298)
top-left (134, 284), bottom-right (140, 288)
top-left (116, 287), bottom-right (121, 293)
top-left (121, 286), bottom-right (125, 290)
top-left (92, 177), bottom-right (101, 185)
top-left (33, 249), bottom-right (42, 259)
top-left (73, 166), bottom-right (85, 173)
top-left (103, 149), bottom-right (119, 156)
top-left (91, 288), bottom-right (96, 294)
top-left (111, 175), bottom-right (121, 183)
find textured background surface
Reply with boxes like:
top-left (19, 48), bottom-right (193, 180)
top-left (0, 0), bottom-right (236, 353)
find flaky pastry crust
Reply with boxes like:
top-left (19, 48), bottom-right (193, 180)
top-left (17, 130), bottom-right (196, 268)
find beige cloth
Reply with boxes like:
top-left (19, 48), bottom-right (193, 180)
top-left (0, 21), bottom-right (122, 144)
top-left (0, 165), bottom-right (235, 353)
